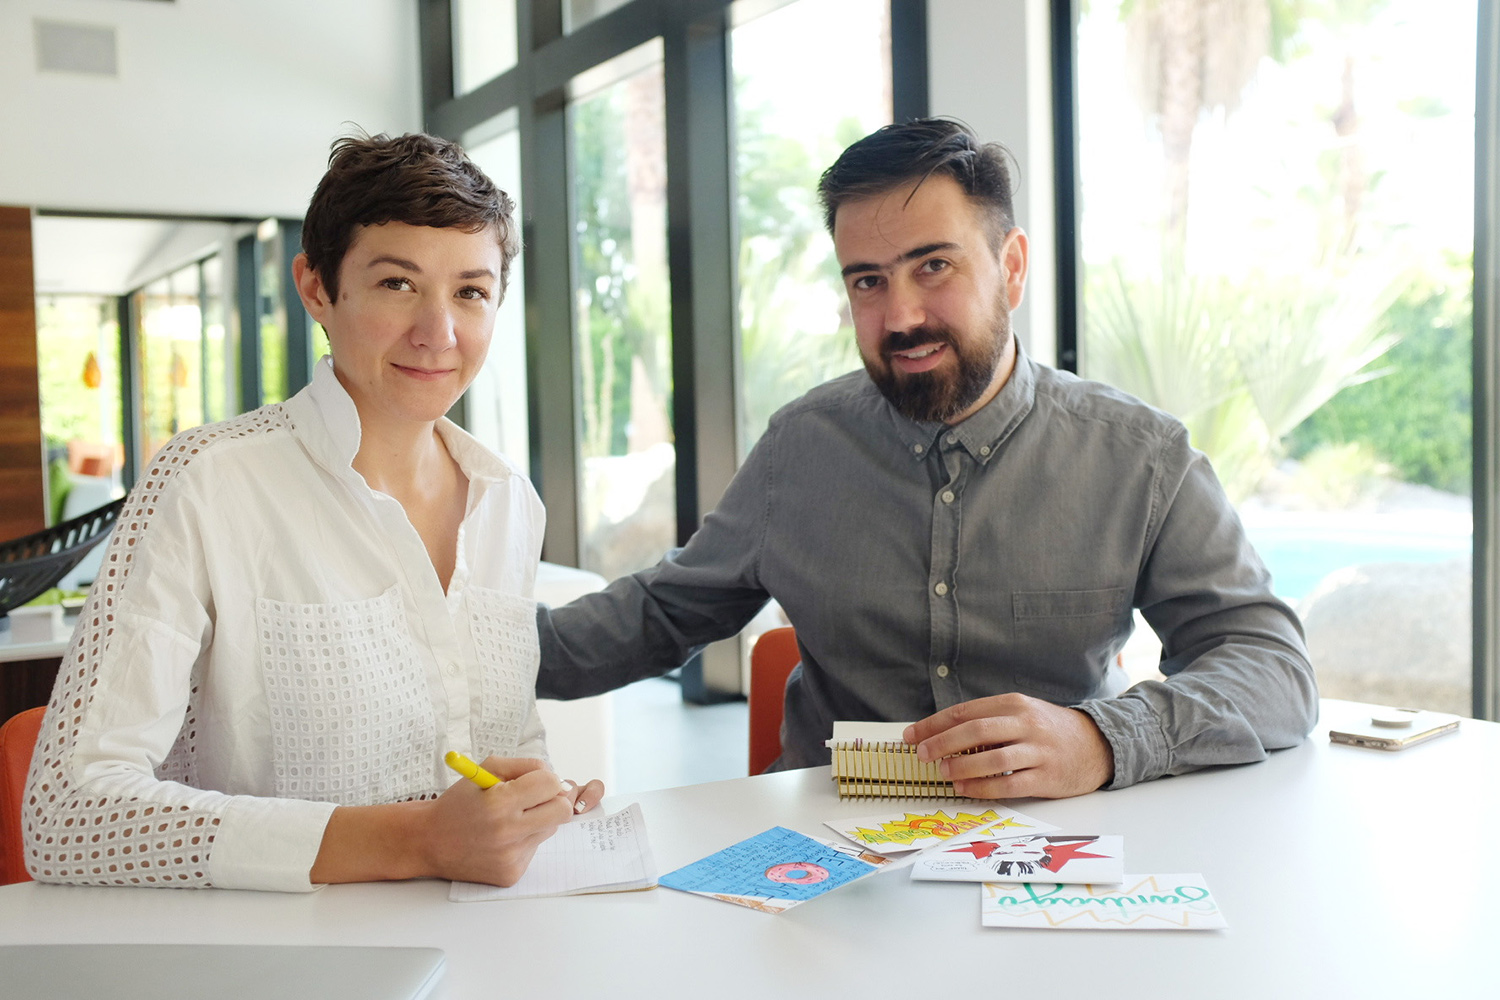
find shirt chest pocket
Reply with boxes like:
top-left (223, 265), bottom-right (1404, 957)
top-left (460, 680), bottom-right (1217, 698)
top-left (256, 587), bottom-right (435, 806)
top-left (1008, 587), bottom-right (1129, 701)
top-left (465, 585), bottom-right (539, 758)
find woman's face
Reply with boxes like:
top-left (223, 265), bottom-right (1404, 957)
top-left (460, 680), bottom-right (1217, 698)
top-left (296, 220), bottom-right (503, 433)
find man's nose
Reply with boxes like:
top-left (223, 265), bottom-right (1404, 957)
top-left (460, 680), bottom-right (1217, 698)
top-left (884, 277), bottom-right (926, 332)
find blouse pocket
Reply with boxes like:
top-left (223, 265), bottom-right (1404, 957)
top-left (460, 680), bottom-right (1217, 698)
top-left (256, 587), bottom-right (435, 806)
top-left (466, 585), bottom-right (540, 758)
top-left (1010, 587), bottom-right (1130, 701)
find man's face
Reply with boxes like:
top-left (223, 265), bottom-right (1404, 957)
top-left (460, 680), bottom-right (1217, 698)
top-left (294, 221), bottom-right (502, 432)
top-left (833, 174), bottom-right (1028, 424)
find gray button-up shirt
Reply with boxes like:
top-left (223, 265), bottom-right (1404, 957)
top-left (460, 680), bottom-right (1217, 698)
top-left (537, 349), bottom-right (1317, 788)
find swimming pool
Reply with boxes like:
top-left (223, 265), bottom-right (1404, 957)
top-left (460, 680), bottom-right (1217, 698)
top-left (1243, 523), bottom-right (1471, 604)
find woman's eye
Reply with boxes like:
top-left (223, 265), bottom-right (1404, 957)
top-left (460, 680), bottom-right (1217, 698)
top-left (457, 286), bottom-right (491, 301)
top-left (379, 276), bottom-right (414, 291)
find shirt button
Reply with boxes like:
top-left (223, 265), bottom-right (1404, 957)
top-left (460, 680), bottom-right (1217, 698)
top-left (945, 433), bottom-right (957, 445)
top-left (936, 664), bottom-right (950, 678)
top-left (979, 445), bottom-right (992, 457)
top-left (941, 490), bottom-right (955, 504)
top-left (934, 581), bottom-right (949, 597)
top-left (446, 663), bottom-right (460, 678)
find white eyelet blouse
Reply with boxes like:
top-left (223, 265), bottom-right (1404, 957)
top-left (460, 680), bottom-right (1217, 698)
top-left (23, 358), bottom-right (547, 892)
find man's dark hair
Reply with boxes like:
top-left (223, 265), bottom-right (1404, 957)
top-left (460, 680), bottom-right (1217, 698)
top-left (301, 131), bottom-right (520, 301)
top-left (817, 118), bottom-right (1016, 243)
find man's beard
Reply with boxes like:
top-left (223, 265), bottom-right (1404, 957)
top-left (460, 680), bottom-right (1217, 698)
top-left (864, 303), bottom-right (1010, 424)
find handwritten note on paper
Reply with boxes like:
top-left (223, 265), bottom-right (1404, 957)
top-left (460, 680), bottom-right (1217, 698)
top-left (659, 827), bottom-right (880, 914)
top-left (980, 874), bottom-right (1227, 930)
top-left (912, 834), bottom-right (1125, 885)
top-left (826, 805), bottom-right (1060, 855)
top-left (449, 803), bottom-right (657, 902)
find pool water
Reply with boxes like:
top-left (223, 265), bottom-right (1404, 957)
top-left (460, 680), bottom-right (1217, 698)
top-left (1243, 525), bottom-right (1471, 604)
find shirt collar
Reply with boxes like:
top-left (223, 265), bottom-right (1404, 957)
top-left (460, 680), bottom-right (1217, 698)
top-left (886, 335), bottom-right (1039, 465)
top-left (284, 356), bottom-right (517, 486)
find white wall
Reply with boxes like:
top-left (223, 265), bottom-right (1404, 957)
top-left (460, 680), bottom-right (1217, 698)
top-left (0, 0), bottom-right (423, 219)
top-left (927, 0), bottom-right (1057, 365)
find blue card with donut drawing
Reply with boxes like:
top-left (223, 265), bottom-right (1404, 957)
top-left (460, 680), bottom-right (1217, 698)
top-left (659, 826), bottom-right (883, 913)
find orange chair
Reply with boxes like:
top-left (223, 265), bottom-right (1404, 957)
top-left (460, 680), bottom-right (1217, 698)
top-left (1, 706), bottom-right (45, 885)
top-left (748, 627), bottom-right (800, 775)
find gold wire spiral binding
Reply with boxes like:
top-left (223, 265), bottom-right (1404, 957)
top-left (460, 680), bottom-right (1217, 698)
top-left (828, 739), bottom-right (997, 799)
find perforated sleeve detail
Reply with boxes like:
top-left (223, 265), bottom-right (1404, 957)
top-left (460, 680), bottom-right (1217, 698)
top-left (23, 407), bottom-right (292, 887)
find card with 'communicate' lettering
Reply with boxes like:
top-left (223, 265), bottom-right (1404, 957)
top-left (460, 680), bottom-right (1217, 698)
top-left (980, 874), bottom-right (1227, 930)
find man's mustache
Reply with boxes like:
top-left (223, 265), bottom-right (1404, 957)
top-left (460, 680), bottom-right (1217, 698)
top-left (882, 326), bottom-right (955, 355)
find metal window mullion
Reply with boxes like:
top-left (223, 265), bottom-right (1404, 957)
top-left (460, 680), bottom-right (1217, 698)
top-left (280, 220), bottom-right (312, 395)
top-left (117, 292), bottom-right (141, 489)
top-left (664, 10), bottom-right (736, 543)
top-left (1473, 0), bottom-right (1499, 722)
top-left (235, 233), bottom-right (262, 411)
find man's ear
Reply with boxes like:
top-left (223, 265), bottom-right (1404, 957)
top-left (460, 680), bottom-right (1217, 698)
top-left (291, 253), bottom-right (334, 322)
top-left (999, 227), bottom-right (1029, 310)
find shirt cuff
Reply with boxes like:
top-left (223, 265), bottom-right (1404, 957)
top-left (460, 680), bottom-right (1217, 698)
top-left (209, 795), bottom-right (338, 892)
top-left (1076, 696), bottom-right (1170, 790)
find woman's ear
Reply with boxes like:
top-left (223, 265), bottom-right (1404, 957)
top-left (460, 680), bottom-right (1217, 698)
top-left (291, 253), bottom-right (334, 323)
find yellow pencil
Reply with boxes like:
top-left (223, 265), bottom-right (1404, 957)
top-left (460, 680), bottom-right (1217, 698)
top-left (445, 750), bottom-right (502, 789)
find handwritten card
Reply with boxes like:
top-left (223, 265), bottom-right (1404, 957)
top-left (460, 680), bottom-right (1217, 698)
top-left (912, 834), bottom-right (1124, 884)
top-left (980, 874), bottom-right (1227, 930)
top-left (449, 803), bottom-right (656, 901)
top-left (659, 827), bottom-right (880, 913)
top-left (825, 805), bottom-right (1059, 855)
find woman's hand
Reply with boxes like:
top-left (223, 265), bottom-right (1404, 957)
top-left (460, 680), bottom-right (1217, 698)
top-left (560, 777), bottom-right (607, 815)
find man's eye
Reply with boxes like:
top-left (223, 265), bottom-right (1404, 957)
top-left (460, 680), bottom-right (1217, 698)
top-left (851, 275), bottom-right (880, 290)
top-left (920, 258), bottom-right (949, 274)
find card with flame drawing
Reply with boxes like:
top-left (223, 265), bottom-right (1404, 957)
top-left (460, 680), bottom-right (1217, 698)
top-left (911, 833), bottom-right (1124, 884)
top-left (825, 805), bottom-right (1059, 856)
top-left (981, 874), bottom-right (1227, 930)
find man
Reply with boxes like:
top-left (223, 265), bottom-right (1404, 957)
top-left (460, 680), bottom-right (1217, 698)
top-left (538, 118), bottom-right (1317, 799)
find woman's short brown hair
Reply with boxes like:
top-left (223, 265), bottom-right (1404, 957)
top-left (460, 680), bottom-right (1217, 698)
top-left (301, 131), bottom-right (520, 301)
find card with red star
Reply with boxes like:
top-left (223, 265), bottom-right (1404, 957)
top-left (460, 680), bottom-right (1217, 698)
top-left (910, 834), bottom-right (1125, 884)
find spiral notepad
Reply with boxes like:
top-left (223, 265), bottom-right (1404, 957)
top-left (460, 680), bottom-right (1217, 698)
top-left (825, 721), bottom-right (994, 798)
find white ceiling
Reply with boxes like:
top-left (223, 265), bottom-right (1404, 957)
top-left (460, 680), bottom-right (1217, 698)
top-left (31, 215), bottom-right (239, 296)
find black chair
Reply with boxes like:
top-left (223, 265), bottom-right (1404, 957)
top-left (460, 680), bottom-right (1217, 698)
top-left (0, 498), bottom-right (125, 630)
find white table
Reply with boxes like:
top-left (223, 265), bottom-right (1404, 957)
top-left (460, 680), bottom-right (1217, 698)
top-left (2, 699), bottom-right (1495, 998)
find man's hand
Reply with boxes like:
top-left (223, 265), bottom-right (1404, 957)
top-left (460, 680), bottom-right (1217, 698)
top-left (903, 693), bottom-right (1115, 800)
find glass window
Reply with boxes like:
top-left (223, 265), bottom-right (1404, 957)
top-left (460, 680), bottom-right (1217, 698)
top-left (564, 0), bottom-right (632, 34)
top-left (568, 39), bottom-right (674, 581)
top-left (137, 263), bottom-right (206, 460)
top-left (453, 0), bottom-right (517, 95)
top-left (200, 256), bottom-right (228, 424)
top-left (257, 220), bottom-right (289, 406)
top-left (463, 117), bottom-right (530, 472)
top-left (731, 0), bottom-right (891, 457)
top-left (1076, 1), bottom-right (1477, 714)
top-left (34, 294), bottom-right (123, 520)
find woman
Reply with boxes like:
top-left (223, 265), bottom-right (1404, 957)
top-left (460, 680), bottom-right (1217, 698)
top-left (23, 133), bottom-right (603, 891)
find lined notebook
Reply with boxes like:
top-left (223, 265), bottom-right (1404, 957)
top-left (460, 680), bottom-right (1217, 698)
top-left (825, 721), bottom-right (995, 798)
top-left (449, 802), bottom-right (656, 901)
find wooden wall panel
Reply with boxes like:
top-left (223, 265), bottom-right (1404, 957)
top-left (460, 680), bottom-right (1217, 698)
top-left (0, 205), bottom-right (44, 542)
